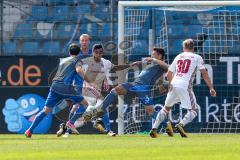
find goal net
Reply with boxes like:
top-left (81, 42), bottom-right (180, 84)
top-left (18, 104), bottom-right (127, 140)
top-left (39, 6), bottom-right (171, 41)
top-left (117, 1), bottom-right (240, 134)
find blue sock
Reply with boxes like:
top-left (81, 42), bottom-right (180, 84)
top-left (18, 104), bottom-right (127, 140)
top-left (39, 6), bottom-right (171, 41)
top-left (68, 111), bottom-right (74, 121)
top-left (102, 113), bottom-right (110, 132)
top-left (28, 110), bottom-right (47, 132)
top-left (66, 128), bottom-right (72, 134)
top-left (69, 105), bottom-right (86, 124)
top-left (101, 89), bottom-right (118, 113)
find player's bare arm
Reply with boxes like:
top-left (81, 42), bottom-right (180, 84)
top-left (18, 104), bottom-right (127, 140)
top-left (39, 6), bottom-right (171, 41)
top-left (110, 63), bottom-right (135, 72)
top-left (76, 66), bottom-right (92, 84)
top-left (200, 69), bottom-right (216, 97)
top-left (157, 75), bottom-right (168, 94)
top-left (144, 57), bottom-right (168, 71)
top-left (167, 70), bottom-right (174, 83)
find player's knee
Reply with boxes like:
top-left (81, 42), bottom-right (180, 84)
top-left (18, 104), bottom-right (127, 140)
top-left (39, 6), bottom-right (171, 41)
top-left (66, 100), bottom-right (72, 107)
top-left (190, 109), bottom-right (198, 116)
top-left (43, 106), bottom-right (51, 114)
top-left (80, 99), bottom-right (89, 108)
top-left (163, 106), bottom-right (171, 113)
top-left (114, 85), bottom-right (126, 95)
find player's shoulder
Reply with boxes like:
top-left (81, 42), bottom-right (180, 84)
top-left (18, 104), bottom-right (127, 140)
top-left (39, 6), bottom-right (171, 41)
top-left (81, 56), bottom-right (93, 62)
top-left (174, 53), bottom-right (183, 59)
top-left (193, 53), bottom-right (203, 60)
top-left (101, 57), bottom-right (112, 64)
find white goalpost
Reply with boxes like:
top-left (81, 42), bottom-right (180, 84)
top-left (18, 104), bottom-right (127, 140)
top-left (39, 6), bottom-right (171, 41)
top-left (117, 1), bottom-right (240, 135)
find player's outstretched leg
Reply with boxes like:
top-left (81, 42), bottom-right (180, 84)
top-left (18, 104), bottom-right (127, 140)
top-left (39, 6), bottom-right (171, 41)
top-left (56, 123), bottom-right (67, 137)
top-left (102, 113), bottom-right (117, 136)
top-left (25, 109), bottom-right (48, 138)
top-left (175, 123), bottom-right (187, 138)
top-left (175, 110), bottom-right (197, 138)
top-left (83, 89), bottom-right (118, 121)
top-left (149, 128), bottom-right (158, 138)
top-left (149, 107), bottom-right (169, 138)
top-left (107, 131), bottom-right (116, 137)
top-left (93, 118), bottom-right (106, 133)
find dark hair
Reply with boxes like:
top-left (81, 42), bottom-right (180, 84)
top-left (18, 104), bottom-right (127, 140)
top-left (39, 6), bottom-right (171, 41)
top-left (69, 43), bottom-right (80, 55)
top-left (92, 44), bottom-right (103, 52)
top-left (182, 39), bottom-right (194, 50)
top-left (153, 47), bottom-right (165, 58)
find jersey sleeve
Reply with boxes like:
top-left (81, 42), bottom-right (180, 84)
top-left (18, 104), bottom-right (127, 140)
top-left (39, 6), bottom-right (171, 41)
top-left (103, 58), bottom-right (113, 70)
top-left (81, 57), bottom-right (91, 64)
top-left (75, 60), bottom-right (83, 68)
top-left (168, 57), bottom-right (177, 73)
top-left (197, 55), bottom-right (206, 70)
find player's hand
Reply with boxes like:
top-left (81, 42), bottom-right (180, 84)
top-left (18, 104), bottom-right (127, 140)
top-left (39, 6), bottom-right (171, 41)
top-left (88, 83), bottom-right (101, 98)
top-left (130, 61), bottom-right (142, 67)
top-left (143, 57), bottom-right (153, 63)
top-left (210, 88), bottom-right (216, 97)
top-left (102, 78), bottom-right (110, 92)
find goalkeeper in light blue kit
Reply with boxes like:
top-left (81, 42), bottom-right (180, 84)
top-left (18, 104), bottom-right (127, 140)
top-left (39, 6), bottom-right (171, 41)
top-left (84, 47), bottom-right (174, 136)
top-left (25, 44), bottom-right (92, 138)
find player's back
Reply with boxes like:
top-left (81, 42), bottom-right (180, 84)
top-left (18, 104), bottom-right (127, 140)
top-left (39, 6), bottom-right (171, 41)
top-left (136, 62), bottom-right (168, 85)
top-left (170, 52), bottom-right (204, 89)
top-left (53, 56), bottom-right (81, 85)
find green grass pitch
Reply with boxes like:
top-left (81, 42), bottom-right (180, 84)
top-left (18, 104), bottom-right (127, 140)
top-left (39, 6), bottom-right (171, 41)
top-left (0, 134), bottom-right (240, 160)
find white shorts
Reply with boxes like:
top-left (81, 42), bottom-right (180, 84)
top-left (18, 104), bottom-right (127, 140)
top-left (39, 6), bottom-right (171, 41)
top-left (164, 87), bottom-right (197, 110)
top-left (82, 87), bottom-right (102, 106)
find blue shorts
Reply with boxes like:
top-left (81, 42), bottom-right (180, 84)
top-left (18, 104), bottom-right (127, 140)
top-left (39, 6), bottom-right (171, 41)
top-left (45, 89), bottom-right (84, 108)
top-left (121, 82), bottom-right (154, 105)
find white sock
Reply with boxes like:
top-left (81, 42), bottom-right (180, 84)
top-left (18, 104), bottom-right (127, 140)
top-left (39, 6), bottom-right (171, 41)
top-left (95, 99), bottom-right (103, 109)
top-left (74, 117), bottom-right (85, 128)
top-left (180, 110), bottom-right (197, 127)
top-left (152, 108), bottom-right (168, 129)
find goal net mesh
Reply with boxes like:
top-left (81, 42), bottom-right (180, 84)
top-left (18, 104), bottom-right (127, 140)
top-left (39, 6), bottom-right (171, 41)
top-left (122, 5), bottom-right (240, 134)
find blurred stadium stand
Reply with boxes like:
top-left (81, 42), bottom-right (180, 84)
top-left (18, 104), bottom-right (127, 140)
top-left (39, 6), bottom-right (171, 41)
top-left (1, 0), bottom-right (116, 56)
top-left (1, 0), bottom-right (240, 56)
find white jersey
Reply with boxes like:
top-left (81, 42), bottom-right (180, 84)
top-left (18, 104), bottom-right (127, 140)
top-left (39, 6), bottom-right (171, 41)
top-left (82, 57), bottom-right (113, 91)
top-left (169, 52), bottom-right (205, 89)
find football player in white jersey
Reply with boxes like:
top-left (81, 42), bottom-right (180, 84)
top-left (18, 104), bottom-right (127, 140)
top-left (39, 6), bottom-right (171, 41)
top-left (150, 39), bottom-right (216, 138)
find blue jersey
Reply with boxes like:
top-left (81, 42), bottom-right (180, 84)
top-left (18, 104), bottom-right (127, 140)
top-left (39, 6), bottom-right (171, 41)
top-left (135, 62), bottom-right (168, 86)
top-left (80, 48), bottom-right (92, 57)
top-left (52, 56), bottom-right (84, 95)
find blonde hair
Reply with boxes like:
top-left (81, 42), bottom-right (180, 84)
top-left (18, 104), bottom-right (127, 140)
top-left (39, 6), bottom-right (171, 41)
top-left (79, 34), bottom-right (90, 41)
top-left (182, 39), bottom-right (194, 50)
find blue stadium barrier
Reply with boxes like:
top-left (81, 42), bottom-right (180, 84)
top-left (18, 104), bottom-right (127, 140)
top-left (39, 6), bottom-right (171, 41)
top-left (93, 5), bottom-right (109, 20)
top-left (45, 0), bottom-right (66, 5)
top-left (87, 23), bottom-right (98, 35)
top-left (78, 23), bottom-right (88, 35)
top-left (42, 41), bottom-right (60, 55)
top-left (3, 41), bottom-right (17, 56)
top-left (71, 5), bottom-right (91, 20)
top-left (51, 6), bottom-right (69, 21)
top-left (14, 23), bottom-right (33, 38)
top-left (100, 23), bottom-right (110, 36)
top-left (55, 23), bottom-right (76, 39)
top-left (44, 0), bottom-right (76, 5)
top-left (21, 42), bottom-right (39, 55)
top-left (29, 6), bottom-right (48, 21)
